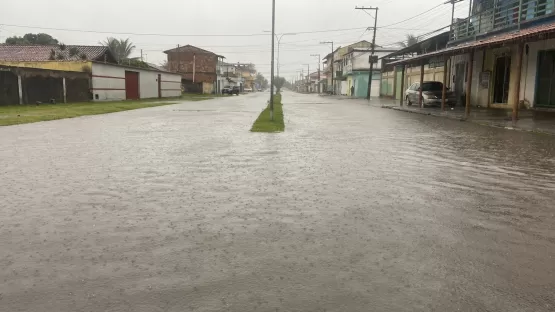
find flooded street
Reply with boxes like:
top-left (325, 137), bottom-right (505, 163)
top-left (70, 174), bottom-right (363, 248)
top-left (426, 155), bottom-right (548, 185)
top-left (1, 92), bottom-right (555, 311)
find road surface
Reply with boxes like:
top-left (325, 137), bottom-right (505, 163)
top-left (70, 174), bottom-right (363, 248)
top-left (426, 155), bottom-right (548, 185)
top-left (1, 92), bottom-right (554, 311)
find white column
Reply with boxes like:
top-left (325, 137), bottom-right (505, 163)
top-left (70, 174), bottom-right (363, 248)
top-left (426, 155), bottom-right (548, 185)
top-left (17, 75), bottom-right (23, 105)
top-left (63, 77), bottom-right (67, 103)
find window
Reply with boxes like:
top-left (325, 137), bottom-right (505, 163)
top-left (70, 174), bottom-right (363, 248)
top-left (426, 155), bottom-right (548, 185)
top-left (421, 82), bottom-right (444, 91)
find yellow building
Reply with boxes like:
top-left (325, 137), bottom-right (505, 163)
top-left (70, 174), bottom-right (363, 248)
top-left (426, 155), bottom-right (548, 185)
top-left (236, 63), bottom-right (256, 91)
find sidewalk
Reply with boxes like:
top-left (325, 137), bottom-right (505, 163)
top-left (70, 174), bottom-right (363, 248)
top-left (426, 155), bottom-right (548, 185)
top-left (375, 98), bottom-right (555, 135)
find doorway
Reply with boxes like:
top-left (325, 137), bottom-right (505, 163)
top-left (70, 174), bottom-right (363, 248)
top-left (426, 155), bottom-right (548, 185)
top-left (454, 62), bottom-right (466, 105)
top-left (125, 71), bottom-right (140, 100)
top-left (493, 56), bottom-right (511, 104)
top-left (535, 50), bottom-right (555, 107)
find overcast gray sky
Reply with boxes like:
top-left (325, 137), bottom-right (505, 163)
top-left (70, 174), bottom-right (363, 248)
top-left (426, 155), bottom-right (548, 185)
top-left (1, 0), bottom-right (471, 79)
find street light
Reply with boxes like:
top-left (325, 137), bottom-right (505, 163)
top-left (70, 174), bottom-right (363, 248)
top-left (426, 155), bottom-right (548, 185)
top-left (264, 31), bottom-right (297, 79)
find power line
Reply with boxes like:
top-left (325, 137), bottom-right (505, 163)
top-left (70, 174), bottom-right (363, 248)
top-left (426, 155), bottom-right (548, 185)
top-left (0, 22), bottom-right (447, 39)
top-left (0, 23), bottom-right (369, 37)
top-left (379, 3), bottom-right (445, 28)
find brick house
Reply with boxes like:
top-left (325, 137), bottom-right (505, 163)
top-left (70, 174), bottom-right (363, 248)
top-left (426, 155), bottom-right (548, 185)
top-left (164, 45), bottom-right (224, 94)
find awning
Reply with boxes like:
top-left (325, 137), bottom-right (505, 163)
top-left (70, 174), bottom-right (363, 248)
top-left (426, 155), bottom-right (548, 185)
top-left (388, 21), bottom-right (555, 66)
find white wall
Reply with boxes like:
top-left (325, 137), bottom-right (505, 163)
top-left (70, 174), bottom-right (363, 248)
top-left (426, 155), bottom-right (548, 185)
top-left (351, 50), bottom-right (392, 71)
top-left (159, 72), bottom-right (182, 98)
top-left (139, 70), bottom-right (159, 99)
top-left (92, 63), bottom-right (181, 101)
top-left (340, 81), bottom-right (348, 95)
top-left (91, 63), bottom-right (126, 101)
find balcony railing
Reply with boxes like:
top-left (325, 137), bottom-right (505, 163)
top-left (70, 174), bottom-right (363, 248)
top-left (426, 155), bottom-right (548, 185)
top-left (344, 63), bottom-right (353, 74)
top-left (450, 0), bottom-right (555, 43)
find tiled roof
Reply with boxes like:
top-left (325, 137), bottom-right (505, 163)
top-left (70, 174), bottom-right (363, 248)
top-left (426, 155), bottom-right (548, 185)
top-left (0, 45), bottom-right (110, 62)
top-left (163, 44), bottom-right (224, 58)
top-left (388, 22), bottom-right (555, 65)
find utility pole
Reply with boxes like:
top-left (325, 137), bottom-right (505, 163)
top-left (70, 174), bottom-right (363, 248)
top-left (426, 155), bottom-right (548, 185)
top-left (320, 41), bottom-right (334, 94)
top-left (303, 64), bottom-right (310, 92)
top-left (269, 0), bottom-right (276, 121)
top-left (176, 44), bottom-right (180, 73)
top-left (141, 49), bottom-right (143, 62)
top-left (444, 0), bottom-right (464, 32)
top-left (355, 6), bottom-right (378, 101)
top-left (311, 54), bottom-right (321, 93)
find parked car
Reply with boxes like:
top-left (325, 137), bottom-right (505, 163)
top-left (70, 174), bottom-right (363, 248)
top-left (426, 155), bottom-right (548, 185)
top-left (244, 87), bottom-right (253, 92)
top-left (223, 86), bottom-right (240, 95)
top-left (405, 81), bottom-right (457, 107)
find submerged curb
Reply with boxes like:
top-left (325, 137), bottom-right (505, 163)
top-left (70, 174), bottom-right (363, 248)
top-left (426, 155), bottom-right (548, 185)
top-left (382, 106), bottom-right (554, 136)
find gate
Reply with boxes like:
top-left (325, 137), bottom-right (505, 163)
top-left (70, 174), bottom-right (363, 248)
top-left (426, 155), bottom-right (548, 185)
top-left (125, 71), bottom-right (139, 100)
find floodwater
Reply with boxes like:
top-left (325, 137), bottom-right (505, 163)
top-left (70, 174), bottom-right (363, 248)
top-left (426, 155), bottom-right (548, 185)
top-left (1, 92), bottom-right (554, 311)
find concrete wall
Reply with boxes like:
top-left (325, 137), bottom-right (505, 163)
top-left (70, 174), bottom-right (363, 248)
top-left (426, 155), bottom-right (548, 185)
top-left (381, 70), bottom-right (395, 97)
top-left (203, 82), bottom-right (214, 94)
top-left (91, 63), bottom-right (126, 101)
top-left (159, 72), bottom-right (182, 98)
top-left (349, 50), bottom-right (392, 71)
top-left (340, 81), bottom-right (348, 95)
top-left (405, 64), bottom-right (445, 89)
top-left (380, 64), bottom-right (445, 100)
top-left (92, 63), bottom-right (181, 101)
top-left (0, 61), bottom-right (91, 72)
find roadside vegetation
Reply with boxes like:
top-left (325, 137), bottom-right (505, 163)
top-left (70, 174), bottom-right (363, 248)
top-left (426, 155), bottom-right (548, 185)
top-left (251, 93), bottom-right (284, 133)
top-left (0, 95), bottom-right (212, 126)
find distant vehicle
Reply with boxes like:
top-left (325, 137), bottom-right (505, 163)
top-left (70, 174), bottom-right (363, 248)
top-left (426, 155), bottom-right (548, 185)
top-left (244, 87), bottom-right (253, 92)
top-left (405, 81), bottom-right (457, 107)
top-left (223, 86), bottom-right (240, 96)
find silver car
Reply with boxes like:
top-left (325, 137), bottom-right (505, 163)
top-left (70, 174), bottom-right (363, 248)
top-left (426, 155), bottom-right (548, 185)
top-left (405, 81), bottom-right (457, 107)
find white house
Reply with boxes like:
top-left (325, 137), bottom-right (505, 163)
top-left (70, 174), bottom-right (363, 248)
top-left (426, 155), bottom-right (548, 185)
top-left (91, 62), bottom-right (182, 101)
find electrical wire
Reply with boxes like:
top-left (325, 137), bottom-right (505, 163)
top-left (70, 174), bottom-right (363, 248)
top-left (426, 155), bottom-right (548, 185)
top-left (379, 3), bottom-right (445, 28)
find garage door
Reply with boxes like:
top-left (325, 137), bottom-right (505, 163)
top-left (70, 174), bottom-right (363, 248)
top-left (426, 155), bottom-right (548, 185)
top-left (125, 71), bottom-right (139, 100)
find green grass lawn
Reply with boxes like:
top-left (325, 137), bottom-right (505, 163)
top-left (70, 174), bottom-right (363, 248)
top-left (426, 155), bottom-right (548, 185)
top-left (250, 93), bottom-right (284, 133)
top-left (0, 95), bottom-right (213, 126)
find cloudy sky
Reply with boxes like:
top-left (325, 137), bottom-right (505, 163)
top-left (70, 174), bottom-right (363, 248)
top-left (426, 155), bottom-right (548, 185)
top-left (1, 0), bottom-right (471, 79)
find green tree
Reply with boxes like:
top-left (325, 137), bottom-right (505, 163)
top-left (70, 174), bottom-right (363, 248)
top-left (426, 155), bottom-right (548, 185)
top-left (273, 76), bottom-right (286, 93)
top-left (398, 34), bottom-right (419, 48)
top-left (255, 73), bottom-right (269, 89)
top-left (101, 37), bottom-right (136, 63)
top-left (5, 33), bottom-right (59, 45)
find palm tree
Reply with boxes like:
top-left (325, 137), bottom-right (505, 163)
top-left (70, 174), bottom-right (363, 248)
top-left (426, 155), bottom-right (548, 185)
top-left (398, 34), bottom-right (419, 48)
top-left (101, 37), bottom-right (135, 63)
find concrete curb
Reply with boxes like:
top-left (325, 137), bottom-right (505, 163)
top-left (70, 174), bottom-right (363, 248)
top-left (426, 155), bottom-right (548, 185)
top-left (381, 106), bottom-right (554, 136)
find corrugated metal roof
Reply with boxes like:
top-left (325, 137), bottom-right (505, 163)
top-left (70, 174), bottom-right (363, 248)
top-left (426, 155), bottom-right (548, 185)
top-left (388, 22), bottom-right (555, 66)
top-left (0, 45), bottom-right (111, 62)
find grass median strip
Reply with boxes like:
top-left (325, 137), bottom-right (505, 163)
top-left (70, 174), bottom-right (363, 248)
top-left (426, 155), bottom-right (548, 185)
top-left (250, 93), bottom-right (284, 133)
top-left (0, 95), bottom-right (213, 126)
